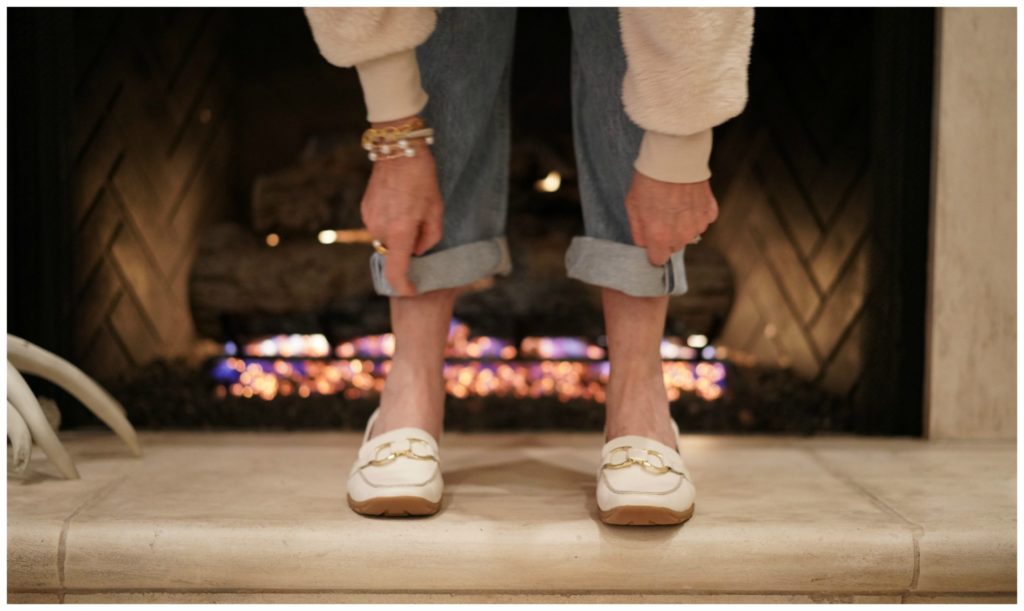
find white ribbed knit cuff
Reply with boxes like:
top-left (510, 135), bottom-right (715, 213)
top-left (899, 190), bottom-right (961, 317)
top-left (355, 49), bottom-right (429, 123)
top-left (634, 129), bottom-right (714, 184)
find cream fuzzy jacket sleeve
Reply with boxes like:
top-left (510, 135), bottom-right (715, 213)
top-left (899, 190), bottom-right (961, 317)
top-left (304, 8), bottom-right (754, 183)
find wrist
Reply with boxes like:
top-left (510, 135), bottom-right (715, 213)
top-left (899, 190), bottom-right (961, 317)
top-left (371, 115), bottom-right (422, 129)
top-left (634, 129), bottom-right (713, 184)
top-left (362, 116), bottom-right (434, 162)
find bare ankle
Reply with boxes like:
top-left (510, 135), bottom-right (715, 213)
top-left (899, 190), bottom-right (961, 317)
top-left (374, 361), bottom-right (445, 439)
top-left (604, 368), bottom-right (676, 447)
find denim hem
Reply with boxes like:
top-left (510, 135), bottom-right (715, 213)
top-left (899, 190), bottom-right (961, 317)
top-left (370, 236), bottom-right (513, 296)
top-left (564, 236), bottom-right (689, 297)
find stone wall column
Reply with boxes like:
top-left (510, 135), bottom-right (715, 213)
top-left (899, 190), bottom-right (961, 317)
top-left (925, 8), bottom-right (1016, 438)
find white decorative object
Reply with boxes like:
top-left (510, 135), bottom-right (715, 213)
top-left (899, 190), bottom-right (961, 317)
top-left (7, 335), bottom-right (143, 479)
top-left (7, 401), bottom-right (31, 472)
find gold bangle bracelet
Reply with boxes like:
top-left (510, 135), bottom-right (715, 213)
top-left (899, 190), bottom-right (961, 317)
top-left (360, 117), bottom-right (428, 150)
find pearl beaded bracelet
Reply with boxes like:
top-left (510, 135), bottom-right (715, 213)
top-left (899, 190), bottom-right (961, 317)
top-left (361, 119), bottom-right (435, 162)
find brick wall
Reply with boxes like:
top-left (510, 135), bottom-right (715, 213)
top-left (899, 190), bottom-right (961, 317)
top-left (71, 9), bottom-right (232, 382)
top-left (707, 9), bottom-right (874, 396)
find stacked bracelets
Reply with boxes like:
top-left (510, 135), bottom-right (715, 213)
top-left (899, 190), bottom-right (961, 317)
top-left (360, 117), bottom-right (435, 162)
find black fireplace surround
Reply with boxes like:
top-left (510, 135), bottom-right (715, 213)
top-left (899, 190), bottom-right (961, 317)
top-left (8, 8), bottom-right (934, 435)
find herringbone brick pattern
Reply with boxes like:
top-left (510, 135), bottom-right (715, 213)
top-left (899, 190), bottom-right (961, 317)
top-left (71, 9), bottom-right (231, 382)
top-left (706, 9), bottom-right (872, 395)
top-left (68, 7), bottom-right (877, 401)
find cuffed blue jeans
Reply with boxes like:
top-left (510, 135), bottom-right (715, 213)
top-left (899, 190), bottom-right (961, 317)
top-left (369, 8), bottom-right (689, 298)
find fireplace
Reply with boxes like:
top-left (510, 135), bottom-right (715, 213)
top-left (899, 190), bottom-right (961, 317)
top-left (8, 8), bottom-right (935, 435)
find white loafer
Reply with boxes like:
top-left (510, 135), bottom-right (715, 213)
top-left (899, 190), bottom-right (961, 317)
top-left (596, 417), bottom-right (696, 526)
top-left (346, 407), bottom-right (443, 517)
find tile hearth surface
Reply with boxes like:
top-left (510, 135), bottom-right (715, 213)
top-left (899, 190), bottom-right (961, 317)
top-left (7, 431), bottom-right (1016, 604)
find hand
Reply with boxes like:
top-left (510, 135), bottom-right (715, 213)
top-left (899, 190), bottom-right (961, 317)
top-left (624, 170), bottom-right (719, 266)
top-left (361, 116), bottom-right (444, 296)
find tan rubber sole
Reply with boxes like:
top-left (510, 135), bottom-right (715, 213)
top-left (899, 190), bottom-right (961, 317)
top-left (599, 503), bottom-right (695, 526)
top-left (347, 494), bottom-right (441, 517)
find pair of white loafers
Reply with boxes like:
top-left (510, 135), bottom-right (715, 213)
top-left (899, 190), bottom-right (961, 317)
top-left (346, 407), bottom-right (696, 525)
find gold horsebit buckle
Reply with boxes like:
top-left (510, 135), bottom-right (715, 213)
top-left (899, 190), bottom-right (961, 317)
top-left (601, 445), bottom-right (686, 476)
top-left (361, 437), bottom-right (438, 469)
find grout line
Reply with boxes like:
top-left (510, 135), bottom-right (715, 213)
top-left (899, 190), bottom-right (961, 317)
top-left (811, 303), bottom-right (866, 389)
top-left (9, 587), bottom-right (1017, 603)
top-left (16, 587), bottom-right (1013, 596)
top-left (11, 587), bottom-right (1018, 596)
top-left (165, 45), bottom-right (225, 160)
top-left (804, 229), bottom-right (870, 333)
top-left (57, 476), bottom-right (130, 589)
top-left (802, 448), bottom-right (923, 592)
top-left (104, 167), bottom-right (175, 294)
top-left (166, 10), bottom-right (215, 93)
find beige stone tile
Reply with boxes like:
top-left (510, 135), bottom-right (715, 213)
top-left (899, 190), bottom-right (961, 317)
top-left (810, 442), bottom-right (1016, 593)
top-left (7, 592), bottom-right (63, 603)
top-left (903, 593), bottom-right (1017, 604)
top-left (62, 591), bottom-right (904, 604)
top-left (60, 432), bottom-right (914, 593)
top-left (6, 436), bottom-right (139, 589)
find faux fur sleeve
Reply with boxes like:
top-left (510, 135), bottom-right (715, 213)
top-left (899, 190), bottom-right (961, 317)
top-left (304, 8), bottom-right (438, 122)
top-left (620, 8), bottom-right (755, 182)
top-left (304, 8), bottom-right (437, 68)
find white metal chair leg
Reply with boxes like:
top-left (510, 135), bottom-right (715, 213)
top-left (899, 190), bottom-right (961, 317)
top-left (7, 363), bottom-right (80, 479)
top-left (7, 335), bottom-right (142, 457)
top-left (7, 401), bottom-right (32, 473)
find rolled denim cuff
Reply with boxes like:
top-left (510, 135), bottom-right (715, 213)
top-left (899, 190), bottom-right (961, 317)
top-left (565, 236), bottom-right (689, 297)
top-left (370, 236), bottom-right (513, 296)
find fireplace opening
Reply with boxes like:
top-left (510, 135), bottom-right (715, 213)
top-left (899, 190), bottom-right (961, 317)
top-left (9, 8), bottom-right (934, 435)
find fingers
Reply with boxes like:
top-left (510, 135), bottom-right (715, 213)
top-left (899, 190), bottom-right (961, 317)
top-left (625, 197), bottom-right (647, 248)
top-left (641, 213), bottom-right (712, 265)
top-left (383, 224), bottom-right (419, 296)
top-left (629, 193), bottom-right (678, 265)
top-left (645, 245), bottom-right (672, 266)
top-left (705, 193), bottom-right (720, 224)
top-left (414, 213), bottom-right (443, 256)
top-left (376, 213), bottom-right (442, 296)
top-left (643, 224), bottom-right (673, 265)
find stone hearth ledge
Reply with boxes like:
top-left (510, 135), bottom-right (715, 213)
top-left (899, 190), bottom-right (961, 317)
top-left (6, 431), bottom-right (1016, 602)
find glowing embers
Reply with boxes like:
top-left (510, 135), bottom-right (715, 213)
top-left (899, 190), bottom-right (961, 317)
top-left (212, 357), bottom-right (385, 401)
top-left (238, 334), bottom-right (332, 358)
top-left (211, 319), bottom-right (727, 402)
top-left (443, 360), bottom-right (608, 403)
top-left (520, 337), bottom-right (604, 360)
top-left (447, 321), bottom-right (516, 359)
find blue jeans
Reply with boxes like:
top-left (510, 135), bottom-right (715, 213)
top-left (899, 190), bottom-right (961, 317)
top-left (369, 8), bottom-right (689, 297)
